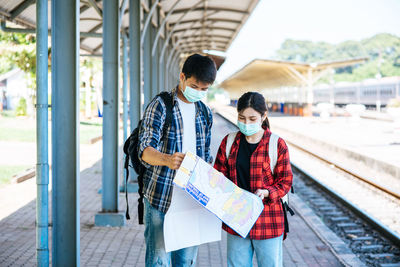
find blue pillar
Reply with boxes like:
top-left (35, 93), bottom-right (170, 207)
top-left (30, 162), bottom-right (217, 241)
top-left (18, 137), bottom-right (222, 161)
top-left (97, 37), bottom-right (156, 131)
top-left (51, 0), bottom-right (80, 265)
top-left (143, 0), bottom-right (152, 106)
top-left (36, 0), bottom-right (49, 265)
top-left (158, 38), bottom-right (164, 93)
top-left (126, 0), bottom-right (141, 188)
top-left (122, 34), bottom-right (128, 144)
top-left (150, 22), bottom-right (158, 97)
top-left (95, 0), bottom-right (125, 227)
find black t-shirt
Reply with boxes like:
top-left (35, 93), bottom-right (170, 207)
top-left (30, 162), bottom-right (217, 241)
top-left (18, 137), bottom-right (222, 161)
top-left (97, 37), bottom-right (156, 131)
top-left (235, 134), bottom-right (259, 191)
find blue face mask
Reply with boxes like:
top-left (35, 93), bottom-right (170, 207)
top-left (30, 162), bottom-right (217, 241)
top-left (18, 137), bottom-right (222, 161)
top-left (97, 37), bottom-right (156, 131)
top-left (237, 121), bottom-right (261, 136)
top-left (182, 85), bottom-right (207, 102)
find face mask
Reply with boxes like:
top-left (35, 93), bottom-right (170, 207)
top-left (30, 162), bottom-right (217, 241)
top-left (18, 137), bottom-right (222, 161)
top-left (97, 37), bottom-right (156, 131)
top-left (237, 121), bottom-right (261, 136)
top-left (182, 85), bottom-right (207, 102)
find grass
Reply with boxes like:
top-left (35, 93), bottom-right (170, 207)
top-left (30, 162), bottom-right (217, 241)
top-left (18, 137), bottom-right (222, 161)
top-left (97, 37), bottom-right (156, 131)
top-left (0, 114), bottom-right (102, 144)
top-left (0, 165), bottom-right (31, 185)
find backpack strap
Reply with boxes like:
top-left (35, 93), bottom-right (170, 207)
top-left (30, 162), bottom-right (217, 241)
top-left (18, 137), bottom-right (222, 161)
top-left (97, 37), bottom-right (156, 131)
top-left (158, 91), bottom-right (174, 138)
top-left (269, 133), bottom-right (295, 217)
top-left (225, 132), bottom-right (238, 160)
top-left (269, 133), bottom-right (287, 203)
top-left (268, 133), bottom-right (279, 175)
top-left (197, 101), bottom-right (210, 125)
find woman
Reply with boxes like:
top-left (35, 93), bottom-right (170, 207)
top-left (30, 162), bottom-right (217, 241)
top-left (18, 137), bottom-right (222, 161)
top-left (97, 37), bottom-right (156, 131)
top-left (214, 92), bottom-right (293, 267)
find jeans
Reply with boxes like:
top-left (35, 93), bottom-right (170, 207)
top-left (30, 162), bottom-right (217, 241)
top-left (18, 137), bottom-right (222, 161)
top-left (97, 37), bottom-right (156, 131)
top-left (144, 197), bottom-right (198, 267)
top-left (227, 233), bottom-right (283, 267)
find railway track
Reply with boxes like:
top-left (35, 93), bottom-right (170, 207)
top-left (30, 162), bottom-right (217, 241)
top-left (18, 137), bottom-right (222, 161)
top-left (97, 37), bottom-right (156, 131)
top-left (215, 112), bottom-right (400, 266)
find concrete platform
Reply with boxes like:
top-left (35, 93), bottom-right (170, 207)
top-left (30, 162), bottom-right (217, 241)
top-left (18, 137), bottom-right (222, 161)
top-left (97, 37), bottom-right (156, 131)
top-left (0, 114), bottom-right (346, 266)
top-left (214, 104), bottom-right (400, 192)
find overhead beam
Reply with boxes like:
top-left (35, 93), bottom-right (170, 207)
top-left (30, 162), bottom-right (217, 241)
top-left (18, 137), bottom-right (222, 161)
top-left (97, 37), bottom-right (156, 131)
top-left (80, 23), bottom-right (102, 42)
top-left (168, 18), bottom-right (242, 27)
top-left (80, 0), bottom-right (101, 15)
top-left (177, 34), bottom-right (230, 40)
top-left (173, 26), bottom-right (236, 34)
top-left (151, 0), bottom-right (180, 56)
top-left (87, 0), bottom-right (103, 17)
top-left (171, 7), bottom-right (249, 15)
top-left (10, 0), bottom-right (36, 20)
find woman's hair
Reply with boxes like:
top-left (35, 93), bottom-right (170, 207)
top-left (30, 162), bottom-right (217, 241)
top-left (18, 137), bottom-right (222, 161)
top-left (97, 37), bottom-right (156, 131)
top-left (237, 92), bottom-right (270, 129)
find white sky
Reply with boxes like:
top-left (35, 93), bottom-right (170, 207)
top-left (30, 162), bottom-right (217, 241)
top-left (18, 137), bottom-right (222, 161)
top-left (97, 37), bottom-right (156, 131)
top-left (216, 0), bottom-right (400, 82)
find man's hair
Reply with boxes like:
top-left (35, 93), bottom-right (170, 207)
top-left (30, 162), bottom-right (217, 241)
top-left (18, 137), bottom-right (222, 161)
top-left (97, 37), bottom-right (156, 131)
top-left (182, 54), bottom-right (217, 84)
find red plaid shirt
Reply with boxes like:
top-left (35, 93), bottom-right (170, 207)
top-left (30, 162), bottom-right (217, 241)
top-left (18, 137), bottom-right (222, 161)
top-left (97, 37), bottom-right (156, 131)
top-left (214, 127), bottom-right (293, 239)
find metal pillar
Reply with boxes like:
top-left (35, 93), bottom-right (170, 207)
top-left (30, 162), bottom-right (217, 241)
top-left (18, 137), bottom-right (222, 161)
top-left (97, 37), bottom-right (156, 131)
top-left (150, 22), bottom-right (159, 97)
top-left (158, 37), bottom-right (165, 93)
top-left (125, 0), bottom-right (141, 188)
top-left (143, 4), bottom-right (152, 105)
top-left (129, 0), bottom-right (141, 132)
top-left (95, 0), bottom-right (125, 227)
top-left (51, 0), bottom-right (79, 265)
top-left (36, 0), bottom-right (49, 265)
top-left (122, 33), bottom-right (128, 160)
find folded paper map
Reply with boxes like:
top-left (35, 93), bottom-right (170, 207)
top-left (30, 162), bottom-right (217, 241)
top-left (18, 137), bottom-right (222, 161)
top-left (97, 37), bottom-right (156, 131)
top-left (173, 151), bottom-right (264, 238)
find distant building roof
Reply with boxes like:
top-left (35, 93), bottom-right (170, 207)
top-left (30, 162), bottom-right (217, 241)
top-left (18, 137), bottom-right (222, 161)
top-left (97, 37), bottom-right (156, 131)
top-left (219, 58), bottom-right (368, 98)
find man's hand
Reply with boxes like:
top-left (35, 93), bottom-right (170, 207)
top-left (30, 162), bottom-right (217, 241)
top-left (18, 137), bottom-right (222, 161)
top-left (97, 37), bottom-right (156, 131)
top-left (167, 152), bottom-right (185, 170)
top-left (255, 189), bottom-right (269, 200)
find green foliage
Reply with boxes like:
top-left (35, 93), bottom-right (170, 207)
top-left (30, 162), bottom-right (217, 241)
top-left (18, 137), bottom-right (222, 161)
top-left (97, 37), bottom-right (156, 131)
top-left (15, 97), bottom-right (27, 116)
top-left (274, 33), bottom-right (400, 82)
top-left (0, 31), bottom-right (35, 45)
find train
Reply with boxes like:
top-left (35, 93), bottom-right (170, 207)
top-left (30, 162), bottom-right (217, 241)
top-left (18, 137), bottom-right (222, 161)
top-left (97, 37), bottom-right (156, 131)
top-left (313, 76), bottom-right (400, 108)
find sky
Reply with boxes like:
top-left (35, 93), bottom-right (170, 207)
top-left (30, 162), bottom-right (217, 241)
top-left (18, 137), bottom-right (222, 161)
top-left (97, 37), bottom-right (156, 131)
top-left (215, 0), bottom-right (400, 82)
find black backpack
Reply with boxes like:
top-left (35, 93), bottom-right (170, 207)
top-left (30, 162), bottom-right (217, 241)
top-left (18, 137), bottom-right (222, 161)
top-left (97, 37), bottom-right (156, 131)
top-left (123, 91), bottom-right (210, 224)
top-left (123, 91), bottom-right (174, 224)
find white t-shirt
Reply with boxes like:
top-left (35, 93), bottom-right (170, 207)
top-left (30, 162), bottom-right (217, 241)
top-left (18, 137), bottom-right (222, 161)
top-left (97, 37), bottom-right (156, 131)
top-left (177, 98), bottom-right (196, 154)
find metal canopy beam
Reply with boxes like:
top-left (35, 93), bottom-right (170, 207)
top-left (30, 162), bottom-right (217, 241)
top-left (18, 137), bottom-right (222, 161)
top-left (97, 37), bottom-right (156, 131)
top-left (80, 0), bottom-right (101, 14)
top-left (174, 26), bottom-right (235, 33)
top-left (178, 34), bottom-right (230, 40)
top-left (168, 18), bottom-right (242, 26)
top-left (80, 22), bottom-right (102, 42)
top-left (10, 0), bottom-right (35, 20)
top-left (171, 7), bottom-right (249, 15)
top-left (140, 0), bottom-right (160, 46)
top-left (159, 0), bottom-right (203, 62)
top-left (88, 0), bottom-right (103, 17)
top-left (151, 0), bottom-right (180, 56)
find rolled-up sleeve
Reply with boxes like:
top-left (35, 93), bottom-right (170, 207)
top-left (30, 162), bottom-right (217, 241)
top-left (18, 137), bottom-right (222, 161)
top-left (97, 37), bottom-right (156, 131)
top-left (138, 97), bottom-right (166, 168)
top-left (264, 138), bottom-right (293, 203)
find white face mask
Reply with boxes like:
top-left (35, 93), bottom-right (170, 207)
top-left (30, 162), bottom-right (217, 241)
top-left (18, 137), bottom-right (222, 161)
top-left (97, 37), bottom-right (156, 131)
top-left (182, 85), bottom-right (207, 102)
top-left (237, 121), bottom-right (261, 136)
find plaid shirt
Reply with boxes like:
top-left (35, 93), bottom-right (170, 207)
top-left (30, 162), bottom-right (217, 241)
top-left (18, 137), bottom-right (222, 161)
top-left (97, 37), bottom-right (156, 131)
top-left (214, 127), bottom-right (293, 239)
top-left (138, 88), bottom-right (213, 213)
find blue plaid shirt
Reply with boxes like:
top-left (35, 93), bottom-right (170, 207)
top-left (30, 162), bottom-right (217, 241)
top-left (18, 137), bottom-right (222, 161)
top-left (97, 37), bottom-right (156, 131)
top-left (138, 88), bottom-right (213, 213)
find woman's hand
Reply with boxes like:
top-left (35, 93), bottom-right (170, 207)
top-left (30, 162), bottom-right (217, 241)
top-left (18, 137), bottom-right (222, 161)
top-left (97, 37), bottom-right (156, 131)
top-left (255, 189), bottom-right (269, 200)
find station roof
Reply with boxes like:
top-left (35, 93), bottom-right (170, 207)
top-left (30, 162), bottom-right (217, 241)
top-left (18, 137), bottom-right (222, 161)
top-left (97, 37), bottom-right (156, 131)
top-left (219, 58), bottom-right (368, 98)
top-left (0, 0), bottom-right (259, 59)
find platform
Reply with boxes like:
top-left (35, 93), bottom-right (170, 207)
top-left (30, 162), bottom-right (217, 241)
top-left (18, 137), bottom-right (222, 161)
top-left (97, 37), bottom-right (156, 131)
top-left (0, 114), bottom-right (349, 266)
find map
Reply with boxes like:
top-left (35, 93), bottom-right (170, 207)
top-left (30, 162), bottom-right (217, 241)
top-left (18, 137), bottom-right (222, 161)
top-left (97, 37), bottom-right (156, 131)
top-left (174, 151), bottom-right (264, 238)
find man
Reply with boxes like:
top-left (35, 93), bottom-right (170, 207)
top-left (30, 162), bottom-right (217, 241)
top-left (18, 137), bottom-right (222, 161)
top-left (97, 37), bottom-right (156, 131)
top-left (139, 54), bottom-right (217, 266)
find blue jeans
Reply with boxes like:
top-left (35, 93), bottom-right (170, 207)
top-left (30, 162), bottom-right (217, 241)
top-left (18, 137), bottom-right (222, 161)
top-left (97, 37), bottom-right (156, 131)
top-left (227, 233), bottom-right (283, 267)
top-left (144, 197), bottom-right (198, 267)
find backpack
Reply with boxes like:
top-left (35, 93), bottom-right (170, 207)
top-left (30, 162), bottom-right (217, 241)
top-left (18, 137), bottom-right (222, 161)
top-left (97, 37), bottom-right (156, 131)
top-left (123, 91), bottom-right (174, 224)
top-left (123, 91), bottom-right (210, 224)
top-left (225, 131), bottom-right (295, 239)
